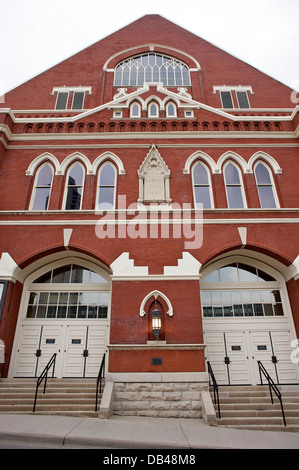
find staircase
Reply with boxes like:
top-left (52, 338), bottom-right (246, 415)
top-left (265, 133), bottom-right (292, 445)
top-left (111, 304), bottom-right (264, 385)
top-left (213, 385), bottom-right (299, 432)
top-left (0, 378), bottom-right (103, 417)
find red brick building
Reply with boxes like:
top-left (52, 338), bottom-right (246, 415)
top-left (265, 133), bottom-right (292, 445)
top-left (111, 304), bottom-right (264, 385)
top-left (0, 15), bottom-right (299, 418)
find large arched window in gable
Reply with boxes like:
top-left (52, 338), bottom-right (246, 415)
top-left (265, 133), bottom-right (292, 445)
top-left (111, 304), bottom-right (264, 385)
top-left (192, 161), bottom-right (213, 209)
top-left (64, 163), bottom-right (84, 210)
top-left (97, 163), bottom-right (116, 210)
top-left (30, 163), bottom-right (54, 210)
top-left (114, 53), bottom-right (191, 87)
top-left (224, 162), bottom-right (246, 209)
top-left (254, 162), bottom-right (278, 208)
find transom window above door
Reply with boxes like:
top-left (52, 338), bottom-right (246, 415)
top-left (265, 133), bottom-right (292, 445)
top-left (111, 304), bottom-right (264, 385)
top-left (114, 53), bottom-right (191, 87)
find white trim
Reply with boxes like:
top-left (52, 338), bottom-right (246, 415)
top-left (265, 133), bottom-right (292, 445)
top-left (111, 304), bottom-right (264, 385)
top-left (91, 152), bottom-right (126, 175)
top-left (191, 160), bottom-right (214, 209)
top-left (139, 290), bottom-right (174, 317)
top-left (111, 252), bottom-right (148, 277)
top-left (29, 162), bottom-right (54, 211)
top-left (223, 160), bottom-right (247, 209)
top-left (96, 161), bottom-right (117, 211)
top-left (248, 151), bottom-right (282, 174)
top-left (103, 43), bottom-right (201, 71)
top-left (254, 160), bottom-right (280, 209)
top-left (60, 152), bottom-right (92, 175)
top-left (26, 152), bottom-right (60, 176)
top-left (62, 161), bottom-right (85, 210)
top-left (0, 252), bottom-right (21, 283)
top-left (163, 252), bottom-right (201, 276)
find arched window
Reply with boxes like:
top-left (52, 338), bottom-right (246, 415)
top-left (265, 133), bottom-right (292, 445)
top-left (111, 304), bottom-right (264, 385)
top-left (30, 163), bottom-right (53, 210)
top-left (148, 102), bottom-right (159, 117)
top-left (27, 263), bottom-right (109, 320)
top-left (64, 163), bottom-right (84, 210)
top-left (130, 102), bottom-right (141, 118)
top-left (166, 102), bottom-right (176, 117)
top-left (254, 162), bottom-right (278, 208)
top-left (192, 162), bottom-right (213, 209)
top-left (201, 262), bottom-right (283, 318)
top-left (114, 53), bottom-right (191, 87)
top-left (224, 162), bottom-right (246, 208)
top-left (97, 163), bottom-right (116, 210)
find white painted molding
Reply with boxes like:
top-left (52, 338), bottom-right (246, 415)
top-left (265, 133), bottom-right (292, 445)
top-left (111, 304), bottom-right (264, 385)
top-left (26, 152), bottom-right (60, 176)
top-left (163, 252), bottom-right (201, 276)
top-left (0, 253), bottom-right (22, 283)
top-left (111, 252), bottom-right (148, 277)
top-left (91, 152), bottom-right (126, 175)
top-left (63, 228), bottom-right (73, 248)
top-left (139, 290), bottom-right (174, 317)
top-left (237, 227), bottom-right (247, 246)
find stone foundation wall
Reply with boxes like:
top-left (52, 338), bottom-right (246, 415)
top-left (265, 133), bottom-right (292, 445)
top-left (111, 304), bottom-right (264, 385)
top-left (107, 372), bottom-right (209, 419)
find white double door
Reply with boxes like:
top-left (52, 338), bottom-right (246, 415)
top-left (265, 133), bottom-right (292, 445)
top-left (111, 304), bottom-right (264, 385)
top-left (13, 321), bottom-right (108, 378)
top-left (204, 328), bottom-right (299, 385)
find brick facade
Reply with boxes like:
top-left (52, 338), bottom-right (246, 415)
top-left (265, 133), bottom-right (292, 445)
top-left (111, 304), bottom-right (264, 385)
top-left (0, 15), bottom-right (298, 416)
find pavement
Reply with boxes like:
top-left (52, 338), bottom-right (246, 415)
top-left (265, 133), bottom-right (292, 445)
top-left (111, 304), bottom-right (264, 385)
top-left (0, 413), bottom-right (299, 450)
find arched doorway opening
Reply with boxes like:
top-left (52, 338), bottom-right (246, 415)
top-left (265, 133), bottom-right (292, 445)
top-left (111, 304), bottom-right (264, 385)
top-left (201, 255), bottom-right (299, 385)
top-left (9, 257), bottom-right (111, 378)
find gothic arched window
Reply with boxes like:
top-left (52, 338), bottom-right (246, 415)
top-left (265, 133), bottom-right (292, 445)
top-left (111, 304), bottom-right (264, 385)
top-left (114, 53), bottom-right (191, 87)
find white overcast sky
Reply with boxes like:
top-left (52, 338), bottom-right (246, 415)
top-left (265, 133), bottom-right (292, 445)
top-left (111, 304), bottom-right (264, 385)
top-left (0, 0), bottom-right (299, 97)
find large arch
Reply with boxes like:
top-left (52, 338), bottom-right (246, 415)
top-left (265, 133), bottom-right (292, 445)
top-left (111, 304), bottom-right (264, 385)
top-left (200, 249), bottom-right (299, 385)
top-left (8, 251), bottom-right (112, 379)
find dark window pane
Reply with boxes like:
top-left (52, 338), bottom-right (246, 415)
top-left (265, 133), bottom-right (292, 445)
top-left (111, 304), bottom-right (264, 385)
top-left (52, 266), bottom-right (71, 283)
top-left (72, 91), bottom-right (84, 110)
top-left (56, 92), bottom-right (68, 110)
top-left (236, 91), bottom-right (250, 108)
top-left (65, 187), bottom-right (82, 210)
top-left (68, 164), bottom-right (84, 186)
top-left (238, 264), bottom-right (258, 281)
top-left (221, 91), bottom-right (233, 108)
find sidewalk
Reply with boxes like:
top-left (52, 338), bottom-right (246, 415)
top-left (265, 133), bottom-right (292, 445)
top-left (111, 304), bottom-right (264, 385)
top-left (0, 414), bottom-right (299, 449)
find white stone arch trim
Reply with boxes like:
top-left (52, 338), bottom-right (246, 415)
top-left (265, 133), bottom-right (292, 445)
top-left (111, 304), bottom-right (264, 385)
top-left (139, 290), bottom-right (173, 317)
top-left (92, 152), bottom-right (126, 175)
top-left (26, 255), bottom-right (111, 287)
top-left (144, 95), bottom-right (165, 110)
top-left (217, 151), bottom-right (248, 173)
top-left (103, 43), bottom-right (201, 71)
top-left (26, 152), bottom-right (60, 176)
top-left (183, 151), bottom-right (218, 174)
top-left (60, 152), bottom-right (92, 175)
top-left (248, 151), bottom-right (282, 174)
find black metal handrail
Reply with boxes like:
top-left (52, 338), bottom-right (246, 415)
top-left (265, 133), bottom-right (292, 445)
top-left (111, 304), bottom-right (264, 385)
top-left (95, 353), bottom-right (106, 412)
top-left (207, 361), bottom-right (221, 419)
top-left (258, 360), bottom-right (286, 426)
top-left (33, 353), bottom-right (57, 412)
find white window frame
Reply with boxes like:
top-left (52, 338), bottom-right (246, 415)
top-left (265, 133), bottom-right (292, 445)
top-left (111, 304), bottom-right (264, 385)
top-left (63, 162), bottom-right (85, 211)
top-left (192, 161), bottom-right (214, 209)
top-left (29, 162), bottom-right (54, 211)
top-left (130, 102), bottom-right (141, 118)
top-left (55, 91), bottom-right (69, 110)
top-left (166, 102), bottom-right (177, 118)
top-left (96, 162), bottom-right (117, 210)
top-left (254, 161), bottom-right (280, 209)
top-left (223, 161), bottom-right (247, 209)
top-left (148, 101), bottom-right (159, 118)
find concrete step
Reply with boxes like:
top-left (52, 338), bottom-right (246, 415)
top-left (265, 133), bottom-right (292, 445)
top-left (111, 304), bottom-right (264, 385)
top-left (212, 384), bottom-right (299, 432)
top-left (0, 378), bottom-right (103, 417)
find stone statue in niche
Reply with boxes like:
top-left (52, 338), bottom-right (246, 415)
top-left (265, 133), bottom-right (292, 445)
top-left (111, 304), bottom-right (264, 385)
top-left (137, 144), bottom-right (171, 204)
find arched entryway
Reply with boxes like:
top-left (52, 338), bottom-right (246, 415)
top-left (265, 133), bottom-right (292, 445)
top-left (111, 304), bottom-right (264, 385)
top-left (9, 256), bottom-right (111, 378)
top-left (201, 254), bottom-right (299, 385)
